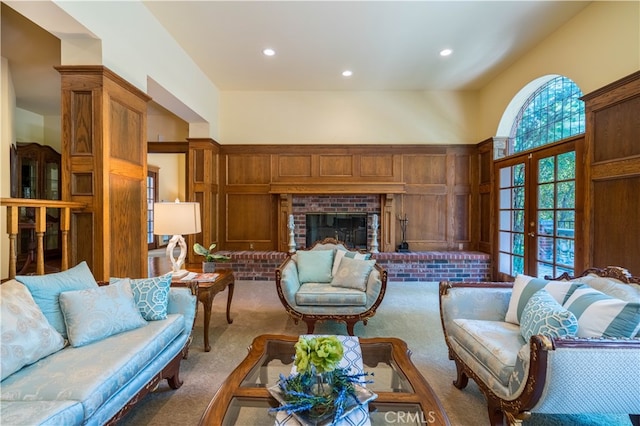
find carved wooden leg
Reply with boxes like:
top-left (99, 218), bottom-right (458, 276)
top-left (345, 321), bottom-right (356, 336)
top-left (166, 371), bottom-right (183, 390)
top-left (305, 319), bottom-right (316, 334)
top-left (487, 401), bottom-right (506, 426)
top-left (452, 359), bottom-right (469, 389)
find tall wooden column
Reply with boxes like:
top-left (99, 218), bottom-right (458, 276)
top-left (57, 66), bottom-right (151, 280)
top-left (186, 138), bottom-right (219, 264)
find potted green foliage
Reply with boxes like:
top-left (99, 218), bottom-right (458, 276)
top-left (193, 243), bottom-right (231, 273)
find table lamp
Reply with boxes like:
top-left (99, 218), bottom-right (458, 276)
top-left (153, 200), bottom-right (201, 278)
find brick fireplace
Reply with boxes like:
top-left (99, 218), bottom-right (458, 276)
top-left (291, 195), bottom-right (381, 249)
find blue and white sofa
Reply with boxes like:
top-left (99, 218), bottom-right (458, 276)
top-left (0, 262), bottom-right (197, 425)
top-left (275, 238), bottom-right (387, 336)
top-left (439, 267), bottom-right (640, 426)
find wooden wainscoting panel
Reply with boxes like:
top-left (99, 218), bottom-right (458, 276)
top-left (319, 154), bottom-right (354, 177)
top-left (109, 174), bottom-right (145, 278)
top-left (403, 154), bottom-right (447, 185)
top-left (360, 155), bottom-right (394, 177)
top-left (592, 91), bottom-right (640, 164)
top-left (109, 99), bottom-right (143, 165)
top-left (226, 154), bottom-right (271, 185)
top-left (455, 153), bottom-right (471, 185)
top-left (69, 91), bottom-right (94, 155)
top-left (225, 193), bottom-right (276, 249)
top-left (277, 154), bottom-right (313, 177)
top-left (593, 176), bottom-right (640, 273)
top-left (71, 212), bottom-right (94, 271)
top-left (403, 193), bottom-right (446, 244)
top-left (454, 193), bottom-right (470, 242)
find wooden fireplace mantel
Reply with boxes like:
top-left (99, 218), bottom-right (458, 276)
top-left (269, 182), bottom-right (406, 194)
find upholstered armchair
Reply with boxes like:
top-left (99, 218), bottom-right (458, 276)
top-left (275, 238), bottom-right (387, 335)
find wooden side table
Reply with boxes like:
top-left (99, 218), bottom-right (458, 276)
top-left (172, 269), bottom-right (235, 352)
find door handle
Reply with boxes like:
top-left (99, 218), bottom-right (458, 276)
top-left (528, 232), bottom-right (535, 237)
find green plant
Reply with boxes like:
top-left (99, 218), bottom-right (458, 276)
top-left (193, 243), bottom-right (230, 262)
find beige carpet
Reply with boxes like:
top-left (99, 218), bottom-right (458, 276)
top-left (118, 281), bottom-right (632, 426)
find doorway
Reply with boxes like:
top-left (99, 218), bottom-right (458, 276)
top-left (495, 139), bottom-right (577, 280)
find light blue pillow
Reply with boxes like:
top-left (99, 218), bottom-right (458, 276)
top-left (110, 274), bottom-right (172, 320)
top-left (331, 257), bottom-right (376, 291)
top-left (520, 289), bottom-right (578, 342)
top-left (1, 280), bottom-right (65, 380)
top-left (59, 279), bottom-right (147, 347)
top-left (296, 249), bottom-right (334, 284)
top-left (16, 261), bottom-right (98, 338)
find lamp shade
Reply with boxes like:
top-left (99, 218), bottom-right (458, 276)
top-left (153, 201), bottom-right (201, 236)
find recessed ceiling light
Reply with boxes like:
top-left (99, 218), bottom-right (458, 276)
top-left (342, 70), bottom-right (353, 77)
top-left (263, 48), bottom-right (276, 57)
top-left (440, 49), bottom-right (453, 57)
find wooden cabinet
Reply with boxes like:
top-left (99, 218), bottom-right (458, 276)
top-left (10, 142), bottom-right (62, 267)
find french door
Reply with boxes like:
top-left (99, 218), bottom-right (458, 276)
top-left (495, 140), bottom-right (577, 280)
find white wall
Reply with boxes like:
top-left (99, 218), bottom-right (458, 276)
top-left (220, 90), bottom-right (478, 145)
top-left (148, 153), bottom-right (186, 203)
top-left (478, 1), bottom-right (640, 140)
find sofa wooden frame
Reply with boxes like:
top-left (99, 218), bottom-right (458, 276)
top-left (439, 267), bottom-right (640, 426)
top-left (275, 238), bottom-right (388, 335)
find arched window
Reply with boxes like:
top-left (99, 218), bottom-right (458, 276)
top-left (510, 76), bottom-right (584, 154)
top-left (495, 76), bottom-right (584, 279)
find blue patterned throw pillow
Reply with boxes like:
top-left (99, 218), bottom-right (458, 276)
top-left (110, 273), bottom-right (172, 321)
top-left (60, 279), bottom-right (147, 347)
top-left (520, 289), bottom-right (578, 342)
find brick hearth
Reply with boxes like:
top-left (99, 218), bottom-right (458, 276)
top-left (218, 250), bottom-right (491, 282)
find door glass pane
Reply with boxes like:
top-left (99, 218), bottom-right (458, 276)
top-left (498, 162), bottom-right (526, 277)
top-left (535, 152), bottom-right (575, 278)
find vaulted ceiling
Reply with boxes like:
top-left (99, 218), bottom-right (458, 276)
top-left (2, 1), bottom-right (591, 117)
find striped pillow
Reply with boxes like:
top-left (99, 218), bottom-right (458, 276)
top-left (562, 285), bottom-right (640, 338)
top-left (505, 274), bottom-right (583, 325)
top-left (331, 249), bottom-right (372, 276)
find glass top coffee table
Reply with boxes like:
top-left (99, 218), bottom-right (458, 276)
top-left (199, 334), bottom-right (450, 425)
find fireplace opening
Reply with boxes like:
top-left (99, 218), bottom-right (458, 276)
top-left (305, 213), bottom-right (367, 249)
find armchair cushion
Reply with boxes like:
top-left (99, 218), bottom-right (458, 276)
top-left (60, 279), bottom-right (147, 347)
top-left (295, 283), bottom-right (367, 306)
top-left (505, 274), bottom-right (582, 324)
top-left (297, 249), bottom-right (334, 284)
top-left (330, 257), bottom-right (375, 291)
top-left (563, 285), bottom-right (640, 338)
top-left (520, 289), bottom-right (578, 342)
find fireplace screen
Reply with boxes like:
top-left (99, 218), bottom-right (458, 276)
top-left (305, 213), bottom-right (367, 249)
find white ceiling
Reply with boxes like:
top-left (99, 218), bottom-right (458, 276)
top-left (143, 1), bottom-right (591, 91)
top-left (3, 1), bottom-right (591, 116)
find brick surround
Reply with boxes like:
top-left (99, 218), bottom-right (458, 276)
top-left (218, 250), bottom-right (491, 282)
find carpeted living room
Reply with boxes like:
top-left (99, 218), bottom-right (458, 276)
top-left (2, 1), bottom-right (640, 425)
top-left (117, 278), bottom-right (634, 426)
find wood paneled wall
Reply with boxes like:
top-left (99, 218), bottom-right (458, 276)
top-left (219, 145), bottom-right (478, 252)
top-left (57, 66), bottom-right (150, 280)
top-left (581, 71), bottom-right (640, 273)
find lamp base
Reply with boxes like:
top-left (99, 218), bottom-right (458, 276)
top-left (171, 269), bottom-right (190, 279)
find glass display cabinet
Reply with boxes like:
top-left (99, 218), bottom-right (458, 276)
top-left (10, 142), bottom-right (62, 271)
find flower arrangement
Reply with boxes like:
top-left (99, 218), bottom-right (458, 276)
top-left (269, 336), bottom-right (373, 424)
